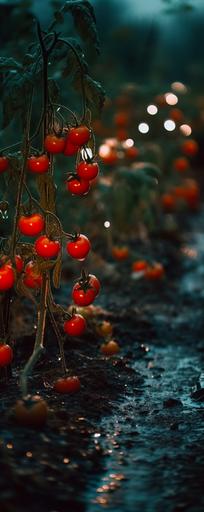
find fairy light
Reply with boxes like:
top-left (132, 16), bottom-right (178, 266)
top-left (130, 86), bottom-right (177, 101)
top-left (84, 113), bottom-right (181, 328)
top-left (105, 138), bottom-right (117, 147)
top-left (171, 81), bottom-right (187, 94)
top-left (165, 93), bottom-right (178, 105)
top-left (147, 104), bottom-right (158, 115)
top-left (180, 124), bottom-right (192, 136)
top-left (122, 138), bottom-right (134, 148)
top-left (98, 144), bottom-right (110, 157)
top-left (104, 221), bottom-right (111, 228)
top-left (164, 119), bottom-right (176, 131)
top-left (138, 122), bottom-right (149, 134)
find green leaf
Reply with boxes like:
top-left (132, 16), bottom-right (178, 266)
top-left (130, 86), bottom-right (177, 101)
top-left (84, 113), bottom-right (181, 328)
top-left (0, 57), bottom-right (22, 72)
top-left (61, 1), bottom-right (100, 53)
top-left (83, 74), bottom-right (105, 114)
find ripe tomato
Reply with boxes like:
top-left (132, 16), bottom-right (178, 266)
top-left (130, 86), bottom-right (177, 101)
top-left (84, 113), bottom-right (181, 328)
top-left (44, 134), bottom-right (65, 154)
top-left (77, 161), bottom-right (99, 181)
top-left (169, 108), bottom-right (183, 122)
top-left (27, 154), bottom-right (49, 174)
top-left (96, 321), bottom-right (113, 337)
top-left (173, 157), bottom-right (189, 173)
top-left (184, 180), bottom-right (200, 210)
top-left (72, 282), bottom-right (96, 306)
top-left (35, 236), bottom-right (60, 259)
top-left (145, 263), bottom-right (165, 281)
top-left (88, 274), bottom-right (101, 296)
top-left (15, 255), bottom-right (24, 273)
top-left (132, 260), bottom-right (148, 272)
top-left (66, 177), bottom-right (90, 196)
top-left (114, 112), bottom-right (129, 128)
top-left (64, 314), bottom-right (86, 336)
top-left (112, 246), bottom-right (129, 261)
top-left (0, 344), bottom-right (13, 367)
top-left (0, 263), bottom-right (15, 291)
top-left (68, 125), bottom-right (91, 146)
top-left (161, 193), bottom-right (176, 211)
top-left (181, 139), bottom-right (198, 157)
top-left (125, 146), bottom-right (139, 160)
top-left (66, 234), bottom-right (91, 260)
top-left (18, 213), bottom-right (45, 237)
top-left (101, 340), bottom-right (120, 356)
top-left (13, 395), bottom-right (48, 428)
top-left (0, 156), bottom-right (9, 174)
top-left (64, 138), bottom-right (79, 156)
top-left (23, 261), bottom-right (42, 289)
top-left (101, 149), bottom-right (118, 166)
top-left (54, 376), bottom-right (81, 393)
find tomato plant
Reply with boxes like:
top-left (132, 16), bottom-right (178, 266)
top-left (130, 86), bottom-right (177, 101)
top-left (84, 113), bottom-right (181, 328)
top-left (0, 1), bottom-right (104, 414)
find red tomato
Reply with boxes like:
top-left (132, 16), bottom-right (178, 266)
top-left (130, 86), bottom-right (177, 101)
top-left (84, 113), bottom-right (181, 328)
top-left (54, 376), bottom-right (81, 393)
top-left (44, 134), bottom-right (65, 154)
top-left (0, 264), bottom-right (15, 291)
top-left (145, 263), bottom-right (165, 281)
top-left (0, 156), bottom-right (9, 174)
top-left (132, 260), bottom-right (148, 272)
top-left (0, 344), bottom-right (13, 367)
top-left (14, 396), bottom-right (48, 428)
top-left (161, 193), bottom-right (176, 211)
top-left (64, 314), bottom-right (86, 336)
top-left (23, 261), bottom-right (42, 289)
top-left (35, 236), bottom-right (60, 259)
top-left (66, 234), bottom-right (91, 260)
top-left (64, 138), bottom-right (79, 156)
top-left (68, 125), bottom-right (91, 146)
top-left (173, 157), bottom-right (189, 173)
top-left (184, 180), bottom-right (200, 210)
top-left (101, 150), bottom-right (118, 166)
top-left (181, 139), bottom-right (198, 157)
top-left (77, 161), bottom-right (99, 181)
top-left (72, 282), bottom-right (96, 306)
top-left (15, 255), bottom-right (24, 273)
top-left (88, 274), bottom-right (101, 296)
top-left (27, 154), bottom-right (49, 174)
top-left (112, 246), bottom-right (129, 261)
top-left (18, 213), bottom-right (45, 237)
top-left (114, 112), bottom-right (129, 127)
top-left (169, 108), bottom-right (183, 122)
top-left (66, 177), bottom-right (90, 196)
top-left (125, 146), bottom-right (139, 159)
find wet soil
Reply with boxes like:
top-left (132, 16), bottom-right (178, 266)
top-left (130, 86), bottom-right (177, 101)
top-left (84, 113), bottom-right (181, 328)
top-left (0, 211), bottom-right (204, 512)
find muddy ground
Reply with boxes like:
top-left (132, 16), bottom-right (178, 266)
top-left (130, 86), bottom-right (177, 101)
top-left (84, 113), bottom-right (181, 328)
top-left (0, 211), bottom-right (204, 512)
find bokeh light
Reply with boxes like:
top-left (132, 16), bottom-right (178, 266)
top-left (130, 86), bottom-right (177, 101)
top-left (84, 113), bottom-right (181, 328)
top-left (165, 93), bottom-right (178, 105)
top-left (138, 122), bottom-right (149, 134)
top-left (147, 104), bottom-right (158, 115)
top-left (164, 119), bottom-right (176, 131)
top-left (180, 124), bottom-right (192, 136)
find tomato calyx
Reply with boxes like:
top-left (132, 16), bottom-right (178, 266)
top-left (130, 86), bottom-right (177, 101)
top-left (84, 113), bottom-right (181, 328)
top-left (76, 269), bottom-right (98, 294)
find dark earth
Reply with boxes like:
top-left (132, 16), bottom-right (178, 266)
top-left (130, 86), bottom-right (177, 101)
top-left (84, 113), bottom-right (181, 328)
top-left (0, 210), bottom-right (204, 512)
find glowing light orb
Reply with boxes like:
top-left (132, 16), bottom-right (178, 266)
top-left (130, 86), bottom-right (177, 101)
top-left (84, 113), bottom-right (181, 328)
top-left (104, 221), bottom-right (111, 228)
top-left (164, 119), bottom-right (176, 131)
top-left (138, 122), bottom-right (149, 134)
top-left (180, 124), bottom-right (192, 136)
top-left (147, 104), bottom-right (158, 115)
top-left (165, 93), bottom-right (178, 106)
top-left (171, 82), bottom-right (187, 94)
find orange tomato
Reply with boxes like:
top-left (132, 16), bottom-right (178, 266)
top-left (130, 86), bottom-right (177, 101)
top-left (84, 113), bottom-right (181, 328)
top-left (145, 263), bottom-right (165, 281)
top-left (100, 340), bottom-right (120, 356)
top-left (112, 246), bottom-right (129, 261)
top-left (96, 321), bottom-right (113, 337)
top-left (14, 396), bottom-right (48, 428)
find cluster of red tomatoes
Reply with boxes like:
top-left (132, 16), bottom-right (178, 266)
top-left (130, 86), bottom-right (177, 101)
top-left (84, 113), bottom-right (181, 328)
top-left (161, 139), bottom-right (200, 212)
